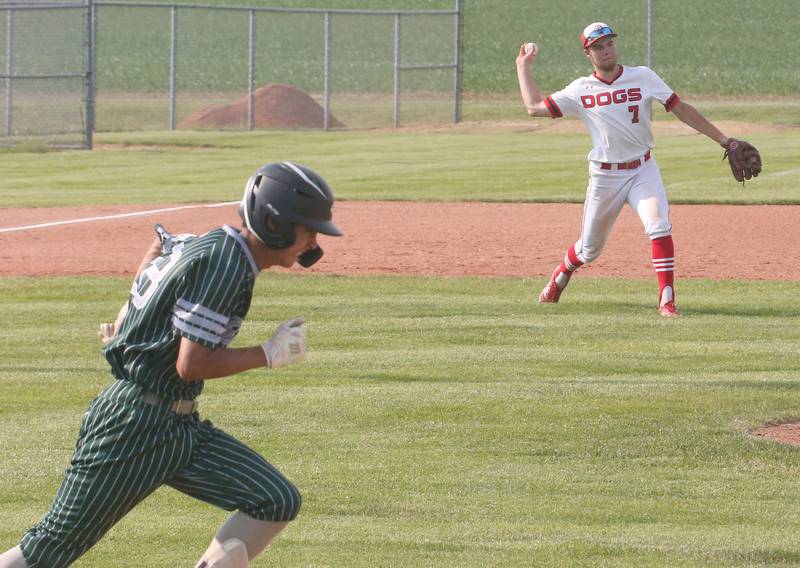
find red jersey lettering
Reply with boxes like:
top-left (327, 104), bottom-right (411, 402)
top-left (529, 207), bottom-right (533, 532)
top-left (581, 87), bottom-right (643, 109)
top-left (596, 92), bottom-right (612, 106)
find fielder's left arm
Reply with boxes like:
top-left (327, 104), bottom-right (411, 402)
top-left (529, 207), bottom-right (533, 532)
top-left (671, 101), bottom-right (728, 147)
top-left (672, 101), bottom-right (762, 183)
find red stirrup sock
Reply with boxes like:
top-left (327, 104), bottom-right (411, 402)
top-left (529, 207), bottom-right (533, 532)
top-left (651, 236), bottom-right (675, 305)
top-left (554, 242), bottom-right (584, 288)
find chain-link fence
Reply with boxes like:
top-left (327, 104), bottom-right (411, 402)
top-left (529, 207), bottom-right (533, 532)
top-left (94, 1), bottom-right (461, 133)
top-left (0, 0), bottom-right (92, 148)
top-left (2, 0), bottom-right (798, 149)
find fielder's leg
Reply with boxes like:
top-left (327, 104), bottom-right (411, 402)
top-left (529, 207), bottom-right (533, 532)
top-left (0, 546), bottom-right (29, 568)
top-left (628, 157), bottom-right (678, 317)
top-left (539, 241), bottom-right (584, 303)
top-left (652, 235), bottom-right (678, 317)
top-left (540, 164), bottom-right (630, 304)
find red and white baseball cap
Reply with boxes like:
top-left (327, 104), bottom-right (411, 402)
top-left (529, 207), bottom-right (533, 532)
top-left (581, 22), bottom-right (617, 49)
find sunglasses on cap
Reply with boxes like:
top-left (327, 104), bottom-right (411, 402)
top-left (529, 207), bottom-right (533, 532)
top-left (583, 26), bottom-right (615, 47)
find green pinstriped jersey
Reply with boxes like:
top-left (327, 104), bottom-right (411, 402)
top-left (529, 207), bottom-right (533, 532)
top-left (103, 225), bottom-right (259, 400)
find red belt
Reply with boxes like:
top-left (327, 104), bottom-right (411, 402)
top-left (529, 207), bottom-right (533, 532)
top-left (600, 151), bottom-right (651, 170)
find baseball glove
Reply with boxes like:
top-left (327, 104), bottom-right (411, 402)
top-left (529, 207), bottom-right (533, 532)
top-left (723, 138), bottom-right (762, 183)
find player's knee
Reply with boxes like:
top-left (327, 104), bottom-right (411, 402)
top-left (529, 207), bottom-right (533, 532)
top-left (250, 480), bottom-right (302, 522)
top-left (278, 482), bottom-right (302, 521)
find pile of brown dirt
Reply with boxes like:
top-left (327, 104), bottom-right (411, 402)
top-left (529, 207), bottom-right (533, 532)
top-left (178, 83), bottom-right (344, 129)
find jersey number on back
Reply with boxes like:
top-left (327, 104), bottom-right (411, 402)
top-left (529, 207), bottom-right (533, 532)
top-left (130, 250), bottom-right (184, 310)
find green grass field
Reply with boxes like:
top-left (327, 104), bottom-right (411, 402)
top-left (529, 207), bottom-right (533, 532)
top-left (2, 118), bottom-right (799, 207)
top-left (1, 275), bottom-right (800, 567)
top-left (2, 107), bottom-right (800, 565)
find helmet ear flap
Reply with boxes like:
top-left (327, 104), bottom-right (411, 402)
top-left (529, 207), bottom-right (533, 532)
top-left (240, 174), bottom-right (296, 249)
top-left (262, 208), bottom-right (295, 249)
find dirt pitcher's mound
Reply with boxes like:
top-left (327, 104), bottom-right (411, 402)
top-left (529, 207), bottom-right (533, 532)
top-left (179, 83), bottom-right (344, 129)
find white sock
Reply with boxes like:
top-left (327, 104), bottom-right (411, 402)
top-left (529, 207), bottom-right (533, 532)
top-left (209, 512), bottom-right (289, 562)
top-left (660, 285), bottom-right (674, 306)
top-left (554, 271), bottom-right (570, 289)
top-left (0, 546), bottom-right (29, 568)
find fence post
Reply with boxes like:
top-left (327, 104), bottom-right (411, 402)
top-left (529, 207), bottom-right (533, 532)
top-left (5, 8), bottom-right (12, 136)
top-left (169, 5), bottom-right (177, 130)
top-left (85, 0), bottom-right (95, 149)
top-left (647, 0), bottom-right (653, 68)
top-left (248, 9), bottom-right (254, 130)
top-left (393, 13), bottom-right (400, 127)
top-left (323, 11), bottom-right (330, 131)
top-left (453, 0), bottom-right (462, 123)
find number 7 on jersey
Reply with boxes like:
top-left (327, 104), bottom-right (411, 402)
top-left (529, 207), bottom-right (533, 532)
top-left (628, 105), bottom-right (639, 124)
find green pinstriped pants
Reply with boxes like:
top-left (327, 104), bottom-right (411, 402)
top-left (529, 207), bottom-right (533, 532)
top-left (19, 380), bottom-right (301, 568)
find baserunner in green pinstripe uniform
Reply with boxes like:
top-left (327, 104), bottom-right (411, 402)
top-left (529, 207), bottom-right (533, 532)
top-left (0, 163), bottom-right (343, 568)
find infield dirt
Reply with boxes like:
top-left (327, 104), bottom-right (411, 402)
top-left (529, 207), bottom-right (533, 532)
top-left (1, 201), bottom-right (797, 280)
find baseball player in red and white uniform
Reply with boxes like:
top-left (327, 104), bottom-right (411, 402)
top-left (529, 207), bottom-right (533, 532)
top-left (517, 22), bottom-right (741, 317)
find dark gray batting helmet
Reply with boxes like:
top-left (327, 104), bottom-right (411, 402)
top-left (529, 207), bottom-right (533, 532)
top-left (239, 162), bottom-right (343, 250)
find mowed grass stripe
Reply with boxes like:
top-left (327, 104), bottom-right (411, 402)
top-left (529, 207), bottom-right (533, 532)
top-left (1, 274), bottom-right (799, 566)
top-left (2, 125), bottom-right (799, 206)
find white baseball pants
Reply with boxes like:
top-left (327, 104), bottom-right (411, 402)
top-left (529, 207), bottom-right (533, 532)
top-left (575, 156), bottom-right (671, 264)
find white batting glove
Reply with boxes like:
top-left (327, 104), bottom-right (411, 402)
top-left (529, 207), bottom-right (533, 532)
top-left (261, 317), bottom-right (306, 369)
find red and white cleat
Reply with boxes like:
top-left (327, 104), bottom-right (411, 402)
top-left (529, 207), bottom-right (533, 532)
top-left (539, 268), bottom-right (568, 304)
top-left (658, 301), bottom-right (680, 318)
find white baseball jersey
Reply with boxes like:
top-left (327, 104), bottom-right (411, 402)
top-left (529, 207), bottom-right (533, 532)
top-left (544, 65), bottom-right (679, 163)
